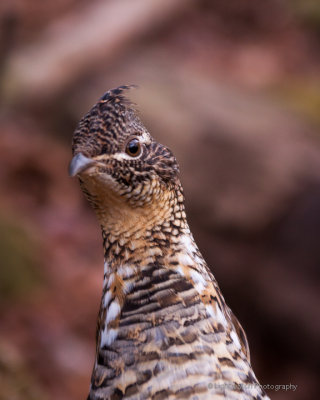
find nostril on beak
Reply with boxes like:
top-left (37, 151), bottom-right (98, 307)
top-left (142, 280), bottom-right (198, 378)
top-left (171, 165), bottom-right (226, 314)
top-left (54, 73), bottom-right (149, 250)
top-left (69, 153), bottom-right (95, 177)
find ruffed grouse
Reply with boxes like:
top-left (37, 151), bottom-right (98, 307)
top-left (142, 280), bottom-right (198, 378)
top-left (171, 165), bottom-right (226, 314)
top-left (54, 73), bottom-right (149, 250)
top-left (69, 86), bottom-right (269, 400)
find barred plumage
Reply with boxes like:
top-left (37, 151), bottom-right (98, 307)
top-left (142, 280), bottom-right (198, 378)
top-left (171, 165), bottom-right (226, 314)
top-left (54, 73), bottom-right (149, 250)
top-left (69, 86), bottom-right (269, 400)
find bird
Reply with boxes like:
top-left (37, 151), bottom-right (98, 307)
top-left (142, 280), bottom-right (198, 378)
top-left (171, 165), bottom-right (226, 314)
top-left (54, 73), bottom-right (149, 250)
top-left (69, 85), bottom-right (269, 400)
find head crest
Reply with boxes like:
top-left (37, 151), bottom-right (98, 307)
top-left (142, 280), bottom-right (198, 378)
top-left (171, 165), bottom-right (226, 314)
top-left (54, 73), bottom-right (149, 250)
top-left (98, 85), bottom-right (138, 105)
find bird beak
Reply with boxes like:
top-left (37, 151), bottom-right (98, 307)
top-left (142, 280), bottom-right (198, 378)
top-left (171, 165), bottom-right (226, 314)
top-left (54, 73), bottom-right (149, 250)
top-left (69, 153), bottom-right (96, 177)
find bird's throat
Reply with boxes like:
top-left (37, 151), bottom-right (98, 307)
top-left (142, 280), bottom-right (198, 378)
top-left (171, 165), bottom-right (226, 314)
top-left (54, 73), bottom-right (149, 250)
top-left (99, 183), bottom-right (188, 265)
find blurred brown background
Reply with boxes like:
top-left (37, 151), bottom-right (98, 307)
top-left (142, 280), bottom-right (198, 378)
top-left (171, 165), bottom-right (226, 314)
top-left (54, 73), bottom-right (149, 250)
top-left (0, 1), bottom-right (319, 399)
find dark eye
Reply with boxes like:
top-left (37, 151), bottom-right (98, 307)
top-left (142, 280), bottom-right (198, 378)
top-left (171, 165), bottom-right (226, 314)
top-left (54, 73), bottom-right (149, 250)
top-left (126, 138), bottom-right (141, 157)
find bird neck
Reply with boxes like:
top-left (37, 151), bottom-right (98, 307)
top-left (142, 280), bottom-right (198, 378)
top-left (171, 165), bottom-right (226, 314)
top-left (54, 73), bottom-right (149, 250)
top-left (96, 200), bottom-right (214, 351)
top-left (100, 182), bottom-right (189, 266)
top-left (94, 183), bottom-right (233, 361)
top-left (95, 182), bottom-right (213, 351)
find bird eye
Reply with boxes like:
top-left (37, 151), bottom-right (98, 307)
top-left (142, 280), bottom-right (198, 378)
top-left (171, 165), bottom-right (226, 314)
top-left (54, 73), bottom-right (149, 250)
top-left (126, 138), bottom-right (141, 157)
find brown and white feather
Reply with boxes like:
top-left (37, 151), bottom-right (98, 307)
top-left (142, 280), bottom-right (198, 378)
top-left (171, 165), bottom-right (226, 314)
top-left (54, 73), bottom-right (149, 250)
top-left (70, 86), bottom-right (269, 400)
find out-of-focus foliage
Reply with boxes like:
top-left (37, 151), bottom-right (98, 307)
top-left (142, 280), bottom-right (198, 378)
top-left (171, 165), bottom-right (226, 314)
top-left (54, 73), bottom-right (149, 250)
top-left (291, 0), bottom-right (320, 32)
top-left (273, 80), bottom-right (320, 128)
top-left (0, 341), bottom-right (47, 400)
top-left (0, 217), bottom-right (42, 304)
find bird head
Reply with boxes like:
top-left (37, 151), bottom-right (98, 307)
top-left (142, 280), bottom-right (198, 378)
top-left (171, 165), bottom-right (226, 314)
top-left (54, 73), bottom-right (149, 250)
top-left (69, 86), bottom-right (181, 232)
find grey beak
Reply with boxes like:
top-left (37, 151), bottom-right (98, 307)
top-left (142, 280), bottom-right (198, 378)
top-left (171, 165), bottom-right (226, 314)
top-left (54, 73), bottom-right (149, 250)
top-left (69, 153), bottom-right (95, 177)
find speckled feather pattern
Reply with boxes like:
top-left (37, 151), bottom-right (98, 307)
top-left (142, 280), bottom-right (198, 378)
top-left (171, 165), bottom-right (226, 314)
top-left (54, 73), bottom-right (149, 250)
top-left (71, 86), bottom-right (269, 400)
